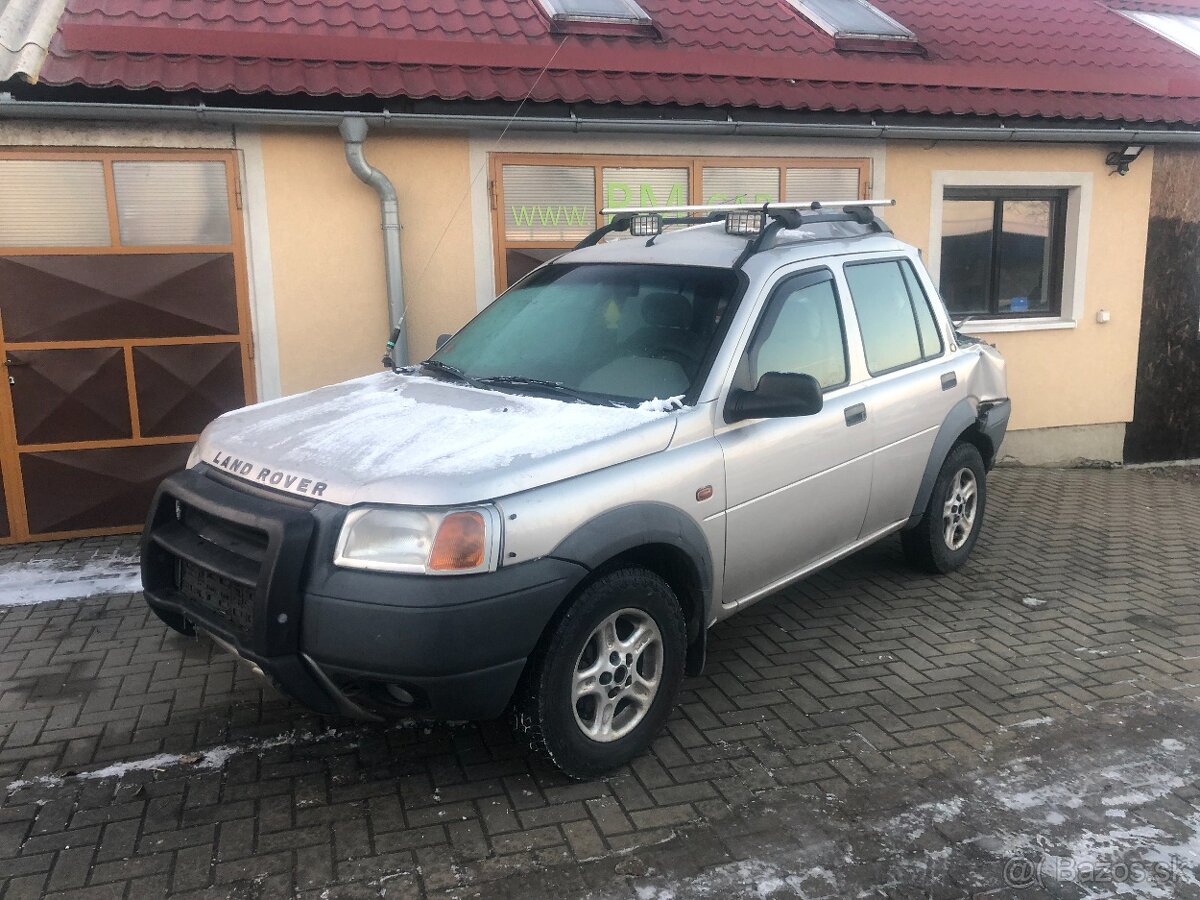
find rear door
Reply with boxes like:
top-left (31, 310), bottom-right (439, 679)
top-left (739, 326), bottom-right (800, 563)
top-left (716, 267), bottom-right (874, 606)
top-left (837, 255), bottom-right (961, 534)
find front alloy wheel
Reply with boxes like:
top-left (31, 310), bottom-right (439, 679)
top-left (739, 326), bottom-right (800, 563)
top-left (513, 568), bottom-right (686, 778)
top-left (573, 608), bottom-right (663, 742)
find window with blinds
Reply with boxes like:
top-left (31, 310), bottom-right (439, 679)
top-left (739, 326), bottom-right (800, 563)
top-left (786, 167), bottom-right (862, 202)
top-left (112, 161), bottom-right (232, 246)
top-left (0, 160), bottom-right (111, 247)
top-left (502, 165), bottom-right (596, 242)
top-left (701, 167), bottom-right (780, 205)
top-left (493, 154), bottom-right (869, 291)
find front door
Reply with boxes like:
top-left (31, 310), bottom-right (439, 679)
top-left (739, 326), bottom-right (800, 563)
top-left (717, 268), bottom-right (874, 605)
top-left (0, 152), bottom-right (255, 542)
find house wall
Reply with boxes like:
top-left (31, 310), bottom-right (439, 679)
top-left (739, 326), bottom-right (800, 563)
top-left (257, 128), bottom-right (477, 395)
top-left (886, 143), bottom-right (1155, 463)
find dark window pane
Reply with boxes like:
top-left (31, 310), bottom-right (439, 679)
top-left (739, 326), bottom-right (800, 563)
top-left (504, 248), bottom-right (563, 289)
top-left (997, 199), bottom-right (1054, 314)
top-left (900, 261), bottom-right (943, 359)
top-left (753, 276), bottom-right (847, 388)
top-left (938, 199), bottom-right (994, 315)
top-left (845, 261), bottom-right (923, 375)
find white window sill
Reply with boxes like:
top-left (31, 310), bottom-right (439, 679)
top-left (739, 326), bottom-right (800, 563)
top-left (959, 317), bottom-right (1078, 335)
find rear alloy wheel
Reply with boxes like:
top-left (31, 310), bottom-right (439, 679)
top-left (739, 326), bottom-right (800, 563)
top-left (513, 568), bottom-right (686, 778)
top-left (902, 441), bottom-right (987, 574)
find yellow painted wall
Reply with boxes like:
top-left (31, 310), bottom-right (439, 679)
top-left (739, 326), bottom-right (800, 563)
top-left (259, 129), bottom-right (476, 394)
top-left (885, 143), bottom-right (1154, 432)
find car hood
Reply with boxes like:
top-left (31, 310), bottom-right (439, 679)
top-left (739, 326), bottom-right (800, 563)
top-left (193, 372), bottom-right (680, 506)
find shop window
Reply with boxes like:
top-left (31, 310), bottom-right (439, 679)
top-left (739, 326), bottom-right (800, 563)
top-left (493, 154), bottom-right (870, 291)
top-left (0, 160), bottom-right (110, 247)
top-left (785, 167), bottom-right (861, 202)
top-left (502, 165), bottom-right (595, 243)
top-left (113, 161), bottom-right (232, 246)
top-left (702, 167), bottom-right (780, 205)
top-left (938, 189), bottom-right (1067, 318)
top-left (602, 167), bottom-right (688, 219)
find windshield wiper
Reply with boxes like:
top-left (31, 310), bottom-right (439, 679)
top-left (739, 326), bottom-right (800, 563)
top-left (477, 375), bottom-right (602, 405)
top-left (419, 359), bottom-right (486, 389)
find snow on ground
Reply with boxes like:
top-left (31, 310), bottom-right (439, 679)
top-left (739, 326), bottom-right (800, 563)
top-left (0, 552), bottom-right (142, 607)
top-left (4, 728), bottom-right (343, 795)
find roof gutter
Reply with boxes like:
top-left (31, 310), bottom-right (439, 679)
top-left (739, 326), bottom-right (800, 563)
top-left (338, 116), bottom-right (407, 367)
top-left (3, 95), bottom-right (1200, 144)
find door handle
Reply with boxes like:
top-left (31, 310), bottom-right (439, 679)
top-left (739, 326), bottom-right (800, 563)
top-left (941, 371), bottom-right (957, 391)
top-left (3, 358), bottom-right (28, 367)
top-left (844, 403), bottom-right (867, 427)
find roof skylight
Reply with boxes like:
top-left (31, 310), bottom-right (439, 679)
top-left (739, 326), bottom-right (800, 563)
top-left (1124, 10), bottom-right (1200, 58)
top-left (536, 0), bottom-right (651, 24)
top-left (785, 0), bottom-right (915, 41)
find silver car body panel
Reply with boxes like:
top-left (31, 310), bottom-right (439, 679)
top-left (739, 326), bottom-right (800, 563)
top-left (188, 219), bottom-right (1008, 627)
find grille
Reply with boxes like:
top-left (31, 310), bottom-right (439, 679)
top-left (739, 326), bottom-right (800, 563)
top-left (176, 558), bottom-right (256, 636)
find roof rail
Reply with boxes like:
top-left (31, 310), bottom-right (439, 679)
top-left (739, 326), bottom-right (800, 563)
top-left (574, 199), bottom-right (897, 266)
top-left (597, 199), bottom-right (895, 217)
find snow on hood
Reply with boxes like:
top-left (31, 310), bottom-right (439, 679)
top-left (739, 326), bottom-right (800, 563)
top-left (195, 372), bottom-right (680, 506)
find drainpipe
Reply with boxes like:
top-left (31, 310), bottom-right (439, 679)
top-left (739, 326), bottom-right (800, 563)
top-left (338, 116), bottom-right (407, 367)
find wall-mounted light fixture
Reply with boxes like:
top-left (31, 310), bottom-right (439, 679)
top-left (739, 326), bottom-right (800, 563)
top-left (1105, 145), bottom-right (1144, 176)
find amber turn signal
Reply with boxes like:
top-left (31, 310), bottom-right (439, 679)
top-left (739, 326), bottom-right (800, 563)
top-left (429, 510), bottom-right (487, 571)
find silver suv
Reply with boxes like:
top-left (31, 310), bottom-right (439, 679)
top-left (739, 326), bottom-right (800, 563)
top-left (141, 201), bottom-right (1009, 778)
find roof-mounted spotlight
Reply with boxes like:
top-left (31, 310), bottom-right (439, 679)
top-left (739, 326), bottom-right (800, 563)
top-left (628, 213), bottom-right (662, 237)
top-left (1105, 144), bottom-right (1144, 176)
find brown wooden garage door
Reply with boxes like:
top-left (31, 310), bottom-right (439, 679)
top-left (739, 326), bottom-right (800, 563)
top-left (0, 151), bottom-right (255, 542)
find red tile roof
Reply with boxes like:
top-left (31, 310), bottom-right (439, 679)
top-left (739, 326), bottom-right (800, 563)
top-left (33, 0), bottom-right (1200, 126)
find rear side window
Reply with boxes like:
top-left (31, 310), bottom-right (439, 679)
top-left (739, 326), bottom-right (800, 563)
top-left (747, 269), bottom-right (848, 390)
top-left (845, 259), bottom-right (944, 376)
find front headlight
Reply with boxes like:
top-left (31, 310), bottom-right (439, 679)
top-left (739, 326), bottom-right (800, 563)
top-left (334, 506), bottom-right (502, 575)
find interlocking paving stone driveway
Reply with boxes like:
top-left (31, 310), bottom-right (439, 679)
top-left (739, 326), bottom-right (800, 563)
top-left (2, 468), bottom-right (1200, 898)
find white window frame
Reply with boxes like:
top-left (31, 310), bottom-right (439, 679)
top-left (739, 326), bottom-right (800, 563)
top-left (928, 170), bottom-right (1093, 335)
top-left (1122, 11), bottom-right (1200, 59)
top-left (783, 0), bottom-right (915, 40)
top-left (536, 0), bottom-right (650, 24)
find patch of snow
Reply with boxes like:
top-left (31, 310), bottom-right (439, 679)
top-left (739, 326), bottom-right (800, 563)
top-left (0, 553), bottom-right (141, 607)
top-left (1161, 739), bottom-right (1184, 752)
top-left (625, 859), bottom-right (840, 900)
top-left (211, 372), bottom-right (676, 481)
top-left (1012, 716), bottom-right (1054, 729)
top-left (637, 394), bottom-right (687, 412)
top-left (5, 728), bottom-right (341, 795)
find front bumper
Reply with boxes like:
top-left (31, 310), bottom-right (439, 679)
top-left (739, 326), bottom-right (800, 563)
top-left (141, 466), bottom-right (585, 720)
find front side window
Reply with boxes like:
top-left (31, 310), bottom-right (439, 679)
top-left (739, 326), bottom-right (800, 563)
top-left (938, 189), bottom-right (1067, 318)
top-left (433, 264), bottom-right (739, 404)
top-left (845, 259), bottom-right (943, 376)
top-left (744, 270), bottom-right (848, 390)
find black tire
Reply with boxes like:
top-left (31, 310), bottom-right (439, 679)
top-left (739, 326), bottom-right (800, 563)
top-left (901, 441), bottom-right (987, 574)
top-left (512, 567), bottom-right (686, 779)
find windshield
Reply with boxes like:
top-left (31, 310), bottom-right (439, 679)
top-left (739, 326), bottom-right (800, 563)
top-left (430, 264), bottom-right (740, 404)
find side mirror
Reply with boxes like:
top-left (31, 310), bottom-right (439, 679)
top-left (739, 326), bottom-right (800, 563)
top-left (435, 333), bottom-right (452, 350)
top-left (726, 372), bottom-right (823, 423)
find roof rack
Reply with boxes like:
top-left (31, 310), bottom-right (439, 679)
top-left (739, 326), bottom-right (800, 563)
top-left (574, 199), bottom-right (897, 268)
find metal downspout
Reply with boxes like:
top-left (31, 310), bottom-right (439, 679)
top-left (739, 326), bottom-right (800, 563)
top-left (338, 116), bottom-right (407, 367)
